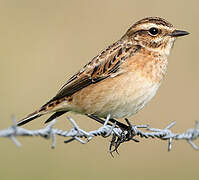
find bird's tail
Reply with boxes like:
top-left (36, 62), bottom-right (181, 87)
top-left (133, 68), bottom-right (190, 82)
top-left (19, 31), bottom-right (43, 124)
top-left (17, 98), bottom-right (70, 126)
top-left (17, 110), bottom-right (44, 126)
top-left (17, 106), bottom-right (68, 126)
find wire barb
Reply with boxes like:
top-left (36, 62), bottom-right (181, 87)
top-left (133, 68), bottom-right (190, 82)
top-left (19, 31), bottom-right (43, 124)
top-left (0, 115), bottom-right (198, 154)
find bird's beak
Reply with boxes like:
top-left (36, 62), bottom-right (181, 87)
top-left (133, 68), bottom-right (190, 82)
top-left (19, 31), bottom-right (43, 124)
top-left (169, 30), bottom-right (190, 37)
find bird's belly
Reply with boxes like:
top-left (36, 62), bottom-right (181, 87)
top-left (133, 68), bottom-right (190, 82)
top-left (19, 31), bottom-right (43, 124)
top-left (105, 82), bottom-right (160, 118)
top-left (70, 72), bottom-right (160, 119)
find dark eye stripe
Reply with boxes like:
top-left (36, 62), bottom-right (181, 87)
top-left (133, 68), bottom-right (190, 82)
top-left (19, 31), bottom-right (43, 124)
top-left (134, 28), bottom-right (163, 37)
top-left (134, 29), bottom-right (148, 35)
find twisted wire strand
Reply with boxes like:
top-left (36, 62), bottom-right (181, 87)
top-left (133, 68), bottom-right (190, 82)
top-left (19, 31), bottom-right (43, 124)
top-left (0, 115), bottom-right (198, 151)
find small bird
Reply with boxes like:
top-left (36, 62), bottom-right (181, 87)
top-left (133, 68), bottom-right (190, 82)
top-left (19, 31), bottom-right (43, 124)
top-left (17, 17), bottom-right (189, 126)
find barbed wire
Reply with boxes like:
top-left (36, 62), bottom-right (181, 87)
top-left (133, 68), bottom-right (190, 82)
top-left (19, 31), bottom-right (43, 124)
top-left (0, 115), bottom-right (199, 154)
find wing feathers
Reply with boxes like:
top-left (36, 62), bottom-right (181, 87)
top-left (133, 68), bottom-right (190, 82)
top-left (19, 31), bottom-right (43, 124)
top-left (43, 41), bottom-right (141, 107)
top-left (49, 43), bottom-right (124, 103)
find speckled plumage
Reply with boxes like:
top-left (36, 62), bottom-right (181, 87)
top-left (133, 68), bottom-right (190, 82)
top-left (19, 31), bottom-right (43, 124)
top-left (17, 17), bottom-right (189, 126)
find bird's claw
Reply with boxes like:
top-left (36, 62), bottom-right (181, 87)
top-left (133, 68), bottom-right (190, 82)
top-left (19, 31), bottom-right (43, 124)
top-left (109, 118), bottom-right (140, 156)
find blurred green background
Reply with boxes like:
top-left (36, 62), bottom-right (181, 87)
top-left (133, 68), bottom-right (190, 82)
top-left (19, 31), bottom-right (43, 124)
top-left (0, 0), bottom-right (198, 179)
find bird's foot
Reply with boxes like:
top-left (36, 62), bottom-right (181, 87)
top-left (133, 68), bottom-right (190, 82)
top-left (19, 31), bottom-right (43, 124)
top-left (86, 114), bottom-right (141, 156)
top-left (109, 118), bottom-right (140, 157)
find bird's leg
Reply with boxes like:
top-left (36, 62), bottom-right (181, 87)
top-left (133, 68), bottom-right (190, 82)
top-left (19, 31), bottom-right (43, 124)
top-left (87, 114), bottom-right (110, 126)
top-left (87, 114), bottom-right (139, 155)
top-left (108, 118), bottom-right (129, 129)
top-left (86, 114), bottom-right (125, 155)
top-left (124, 118), bottom-right (140, 142)
top-left (86, 114), bottom-right (128, 129)
top-left (109, 121), bottom-right (140, 155)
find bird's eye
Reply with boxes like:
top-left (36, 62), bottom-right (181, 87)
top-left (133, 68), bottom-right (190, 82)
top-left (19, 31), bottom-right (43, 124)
top-left (149, 27), bottom-right (159, 36)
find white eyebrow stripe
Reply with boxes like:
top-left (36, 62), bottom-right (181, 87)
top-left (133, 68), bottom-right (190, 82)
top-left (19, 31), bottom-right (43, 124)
top-left (136, 23), bottom-right (174, 31)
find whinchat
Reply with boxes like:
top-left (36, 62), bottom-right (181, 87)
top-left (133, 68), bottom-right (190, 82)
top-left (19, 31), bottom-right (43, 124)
top-left (17, 17), bottom-right (189, 126)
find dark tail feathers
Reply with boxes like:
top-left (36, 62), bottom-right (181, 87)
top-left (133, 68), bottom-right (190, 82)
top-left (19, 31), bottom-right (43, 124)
top-left (44, 111), bottom-right (68, 124)
top-left (17, 111), bottom-right (41, 126)
top-left (17, 110), bottom-right (68, 126)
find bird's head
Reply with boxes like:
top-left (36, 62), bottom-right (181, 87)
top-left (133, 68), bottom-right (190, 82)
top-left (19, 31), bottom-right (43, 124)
top-left (124, 17), bottom-right (189, 56)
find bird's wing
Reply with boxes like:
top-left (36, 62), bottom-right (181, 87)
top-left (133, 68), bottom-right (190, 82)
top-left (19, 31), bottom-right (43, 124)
top-left (48, 41), bottom-right (124, 102)
top-left (44, 41), bottom-right (140, 105)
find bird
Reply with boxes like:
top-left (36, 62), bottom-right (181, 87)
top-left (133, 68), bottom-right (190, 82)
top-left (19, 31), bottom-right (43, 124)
top-left (17, 17), bottom-right (189, 127)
